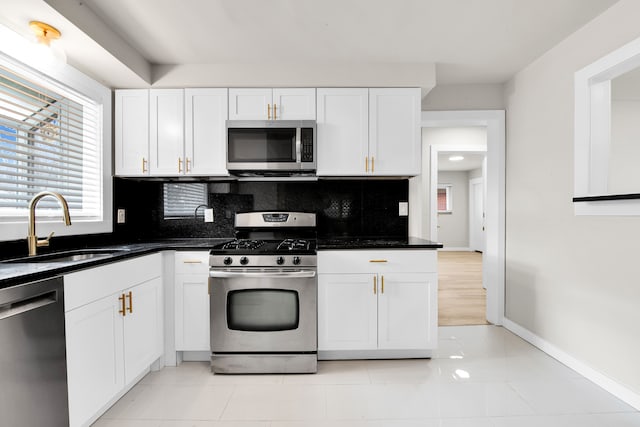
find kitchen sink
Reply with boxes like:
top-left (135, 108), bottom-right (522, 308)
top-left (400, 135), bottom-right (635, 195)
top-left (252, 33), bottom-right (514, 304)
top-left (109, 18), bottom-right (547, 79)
top-left (3, 248), bottom-right (129, 264)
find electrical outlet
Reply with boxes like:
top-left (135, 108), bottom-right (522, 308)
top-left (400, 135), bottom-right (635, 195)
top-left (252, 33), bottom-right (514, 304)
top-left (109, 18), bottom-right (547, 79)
top-left (117, 209), bottom-right (126, 223)
top-left (204, 208), bottom-right (214, 223)
top-left (398, 202), bottom-right (409, 216)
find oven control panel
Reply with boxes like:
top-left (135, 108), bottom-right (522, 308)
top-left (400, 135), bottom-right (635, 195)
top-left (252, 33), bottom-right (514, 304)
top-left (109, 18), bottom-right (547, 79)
top-left (211, 255), bottom-right (316, 268)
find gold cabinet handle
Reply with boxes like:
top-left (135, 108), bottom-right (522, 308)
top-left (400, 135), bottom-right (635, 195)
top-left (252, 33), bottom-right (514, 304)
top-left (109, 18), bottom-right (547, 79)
top-left (183, 260), bottom-right (203, 264)
top-left (178, 157), bottom-right (183, 173)
top-left (369, 259), bottom-right (388, 263)
top-left (381, 275), bottom-right (385, 294)
top-left (118, 293), bottom-right (126, 317)
top-left (267, 103), bottom-right (271, 120)
top-left (371, 156), bottom-right (375, 173)
top-left (186, 158), bottom-right (191, 173)
top-left (273, 103), bottom-right (277, 120)
top-left (126, 291), bottom-right (133, 314)
top-left (373, 275), bottom-right (377, 295)
top-left (365, 156), bottom-right (369, 172)
top-left (142, 158), bottom-right (147, 173)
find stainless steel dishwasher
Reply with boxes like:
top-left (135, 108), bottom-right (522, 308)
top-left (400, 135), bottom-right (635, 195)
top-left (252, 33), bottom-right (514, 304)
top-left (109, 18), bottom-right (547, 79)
top-left (0, 276), bottom-right (69, 426)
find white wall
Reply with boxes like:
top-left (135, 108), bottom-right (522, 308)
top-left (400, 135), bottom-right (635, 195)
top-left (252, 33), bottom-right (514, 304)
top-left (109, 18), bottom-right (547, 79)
top-left (504, 0), bottom-right (640, 398)
top-left (609, 99), bottom-right (640, 194)
top-left (422, 83), bottom-right (505, 111)
top-left (437, 171), bottom-right (469, 248)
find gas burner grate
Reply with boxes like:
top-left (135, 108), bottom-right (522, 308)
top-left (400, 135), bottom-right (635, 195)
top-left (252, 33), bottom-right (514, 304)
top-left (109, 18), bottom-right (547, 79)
top-left (221, 239), bottom-right (265, 250)
top-left (277, 239), bottom-right (310, 251)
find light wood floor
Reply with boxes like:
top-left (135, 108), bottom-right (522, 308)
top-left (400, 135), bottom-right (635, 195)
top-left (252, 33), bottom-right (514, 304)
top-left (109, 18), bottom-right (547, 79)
top-left (438, 250), bottom-right (489, 326)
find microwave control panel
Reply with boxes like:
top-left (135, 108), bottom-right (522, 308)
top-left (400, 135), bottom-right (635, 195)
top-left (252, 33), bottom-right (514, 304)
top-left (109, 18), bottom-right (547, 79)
top-left (301, 128), bottom-right (314, 162)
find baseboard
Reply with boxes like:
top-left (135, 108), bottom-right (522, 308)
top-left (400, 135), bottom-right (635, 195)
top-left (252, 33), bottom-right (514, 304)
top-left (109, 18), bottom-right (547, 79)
top-left (438, 247), bottom-right (472, 251)
top-left (503, 318), bottom-right (640, 410)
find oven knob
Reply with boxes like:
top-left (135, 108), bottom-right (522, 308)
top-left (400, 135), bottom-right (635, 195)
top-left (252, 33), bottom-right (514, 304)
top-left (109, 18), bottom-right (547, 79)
top-left (292, 256), bottom-right (301, 265)
top-left (223, 257), bottom-right (232, 265)
top-left (276, 256), bottom-right (285, 265)
top-left (240, 256), bottom-right (249, 265)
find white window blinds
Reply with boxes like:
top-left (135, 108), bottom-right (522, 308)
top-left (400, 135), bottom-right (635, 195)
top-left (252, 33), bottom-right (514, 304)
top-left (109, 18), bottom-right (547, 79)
top-left (163, 183), bottom-right (207, 218)
top-left (0, 62), bottom-right (101, 219)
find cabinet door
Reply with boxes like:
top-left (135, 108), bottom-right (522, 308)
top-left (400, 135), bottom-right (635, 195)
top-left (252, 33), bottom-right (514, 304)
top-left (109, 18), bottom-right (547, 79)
top-left (377, 272), bottom-right (437, 350)
top-left (114, 89), bottom-right (149, 176)
top-left (369, 88), bottom-right (421, 175)
top-left (316, 88), bottom-right (369, 176)
top-left (150, 89), bottom-right (184, 176)
top-left (175, 274), bottom-right (210, 351)
top-left (229, 88), bottom-right (272, 120)
top-left (272, 88), bottom-right (316, 120)
top-left (65, 294), bottom-right (125, 427)
top-left (122, 277), bottom-right (163, 384)
top-left (185, 88), bottom-right (228, 176)
top-left (318, 273), bottom-right (377, 351)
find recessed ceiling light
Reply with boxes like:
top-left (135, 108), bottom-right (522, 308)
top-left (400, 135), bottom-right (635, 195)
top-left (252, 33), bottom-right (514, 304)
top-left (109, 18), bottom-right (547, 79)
top-left (449, 155), bottom-right (464, 161)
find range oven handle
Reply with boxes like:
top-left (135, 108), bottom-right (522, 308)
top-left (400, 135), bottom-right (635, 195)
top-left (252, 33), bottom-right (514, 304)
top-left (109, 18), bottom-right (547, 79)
top-left (209, 270), bottom-right (316, 279)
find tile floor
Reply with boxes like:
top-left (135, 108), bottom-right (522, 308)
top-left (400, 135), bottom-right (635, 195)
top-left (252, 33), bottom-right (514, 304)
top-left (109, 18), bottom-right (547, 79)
top-left (94, 326), bottom-right (640, 427)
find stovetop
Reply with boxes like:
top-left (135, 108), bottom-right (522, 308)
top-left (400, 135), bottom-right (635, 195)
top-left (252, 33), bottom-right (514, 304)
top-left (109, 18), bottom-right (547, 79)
top-left (211, 238), bottom-right (316, 256)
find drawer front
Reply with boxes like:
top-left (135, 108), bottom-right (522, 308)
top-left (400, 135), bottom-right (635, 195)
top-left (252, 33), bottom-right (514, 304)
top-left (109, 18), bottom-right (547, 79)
top-left (65, 253), bottom-right (162, 312)
top-left (318, 250), bottom-right (437, 274)
top-left (174, 251), bottom-right (210, 274)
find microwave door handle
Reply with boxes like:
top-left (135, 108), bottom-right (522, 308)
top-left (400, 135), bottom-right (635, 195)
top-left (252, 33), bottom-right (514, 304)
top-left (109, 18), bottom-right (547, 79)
top-left (210, 270), bottom-right (316, 279)
top-left (295, 127), bottom-right (302, 164)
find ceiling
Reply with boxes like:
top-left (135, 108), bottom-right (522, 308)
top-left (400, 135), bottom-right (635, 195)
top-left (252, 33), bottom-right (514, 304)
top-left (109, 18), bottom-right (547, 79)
top-left (0, 0), bottom-right (619, 88)
top-left (438, 152), bottom-right (485, 171)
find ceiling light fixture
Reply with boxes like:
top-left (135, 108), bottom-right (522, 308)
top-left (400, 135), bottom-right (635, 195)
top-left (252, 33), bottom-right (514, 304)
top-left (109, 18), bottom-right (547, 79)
top-left (448, 155), bottom-right (464, 162)
top-left (29, 21), bottom-right (61, 46)
top-left (27, 20), bottom-right (67, 67)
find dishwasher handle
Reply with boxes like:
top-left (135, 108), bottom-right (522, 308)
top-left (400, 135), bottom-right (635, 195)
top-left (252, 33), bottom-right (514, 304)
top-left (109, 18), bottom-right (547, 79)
top-left (210, 269), bottom-right (316, 279)
top-left (0, 290), bottom-right (58, 321)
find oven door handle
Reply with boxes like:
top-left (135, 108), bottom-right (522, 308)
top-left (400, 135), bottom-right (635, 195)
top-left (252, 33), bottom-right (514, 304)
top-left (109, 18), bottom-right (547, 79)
top-left (209, 270), bottom-right (316, 279)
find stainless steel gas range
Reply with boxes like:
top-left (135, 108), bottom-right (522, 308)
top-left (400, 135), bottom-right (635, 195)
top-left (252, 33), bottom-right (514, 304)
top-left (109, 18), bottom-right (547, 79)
top-left (208, 212), bottom-right (317, 374)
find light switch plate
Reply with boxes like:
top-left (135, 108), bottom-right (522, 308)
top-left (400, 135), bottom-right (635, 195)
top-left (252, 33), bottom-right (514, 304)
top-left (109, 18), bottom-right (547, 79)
top-left (117, 209), bottom-right (126, 223)
top-left (398, 202), bottom-right (409, 216)
top-left (204, 208), bottom-right (214, 223)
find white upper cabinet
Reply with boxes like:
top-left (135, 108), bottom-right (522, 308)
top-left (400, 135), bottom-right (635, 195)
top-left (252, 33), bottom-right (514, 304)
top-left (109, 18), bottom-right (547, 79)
top-left (150, 89), bottom-right (184, 176)
top-left (116, 89), bottom-right (229, 177)
top-left (115, 90), bottom-right (149, 176)
top-left (316, 88), bottom-right (421, 176)
top-left (185, 88), bottom-right (228, 176)
top-left (369, 88), bottom-right (421, 176)
top-left (316, 88), bottom-right (369, 176)
top-left (229, 88), bottom-right (316, 120)
top-left (272, 88), bottom-right (316, 119)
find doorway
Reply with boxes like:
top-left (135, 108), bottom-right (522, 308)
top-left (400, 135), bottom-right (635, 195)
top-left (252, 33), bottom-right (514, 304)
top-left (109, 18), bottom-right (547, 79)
top-left (436, 147), bottom-right (487, 325)
top-left (409, 110), bottom-right (505, 326)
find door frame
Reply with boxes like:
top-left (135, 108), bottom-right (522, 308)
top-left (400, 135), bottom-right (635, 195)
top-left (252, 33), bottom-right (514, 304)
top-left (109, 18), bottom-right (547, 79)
top-left (469, 176), bottom-right (485, 253)
top-left (415, 110), bottom-right (505, 325)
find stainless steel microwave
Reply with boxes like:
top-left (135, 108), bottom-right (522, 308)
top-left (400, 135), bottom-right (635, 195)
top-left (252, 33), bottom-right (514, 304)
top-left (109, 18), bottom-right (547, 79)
top-left (226, 120), bottom-right (316, 173)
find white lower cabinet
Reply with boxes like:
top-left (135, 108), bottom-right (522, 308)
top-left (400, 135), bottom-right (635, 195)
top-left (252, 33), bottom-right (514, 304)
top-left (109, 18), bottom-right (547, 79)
top-left (174, 251), bottom-right (210, 351)
top-left (318, 250), bottom-right (437, 358)
top-left (64, 254), bottom-right (163, 427)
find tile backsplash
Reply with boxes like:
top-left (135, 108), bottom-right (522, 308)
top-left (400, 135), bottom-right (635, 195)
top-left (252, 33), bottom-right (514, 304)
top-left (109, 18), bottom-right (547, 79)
top-left (113, 178), bottom-right (409, 241)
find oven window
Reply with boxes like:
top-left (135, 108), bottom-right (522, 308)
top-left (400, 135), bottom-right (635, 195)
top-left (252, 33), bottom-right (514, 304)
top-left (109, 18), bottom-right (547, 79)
top-left (227, 289), bottom-right (299, 331)
top-left (228, 128), bottom-right (296, 162)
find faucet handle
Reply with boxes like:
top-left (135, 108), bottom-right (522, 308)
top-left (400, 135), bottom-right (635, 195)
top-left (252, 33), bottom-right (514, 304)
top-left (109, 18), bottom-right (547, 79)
top-left (37, 231), bottom-right (55, 248)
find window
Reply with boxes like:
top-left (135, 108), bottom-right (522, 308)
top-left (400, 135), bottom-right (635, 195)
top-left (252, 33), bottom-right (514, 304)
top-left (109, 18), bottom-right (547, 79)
top-left (163, 183), bottom-right (207, 219)
top-left (0, 62), bottom-right (101, 220)
top-left (438, 184), bottom-right (452, 213)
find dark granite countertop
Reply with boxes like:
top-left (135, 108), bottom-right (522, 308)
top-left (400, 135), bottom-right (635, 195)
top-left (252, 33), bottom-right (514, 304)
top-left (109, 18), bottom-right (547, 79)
top-left (0, 238), bottom-right (233, 290)
top-left (0, 236), bottom-right (442, 290)
top-left (317, 236), bottom-right (442, 250)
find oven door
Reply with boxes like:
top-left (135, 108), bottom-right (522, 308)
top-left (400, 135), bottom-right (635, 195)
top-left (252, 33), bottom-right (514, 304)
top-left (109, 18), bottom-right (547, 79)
top-left (209, 268), bottom-right (317, 353)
